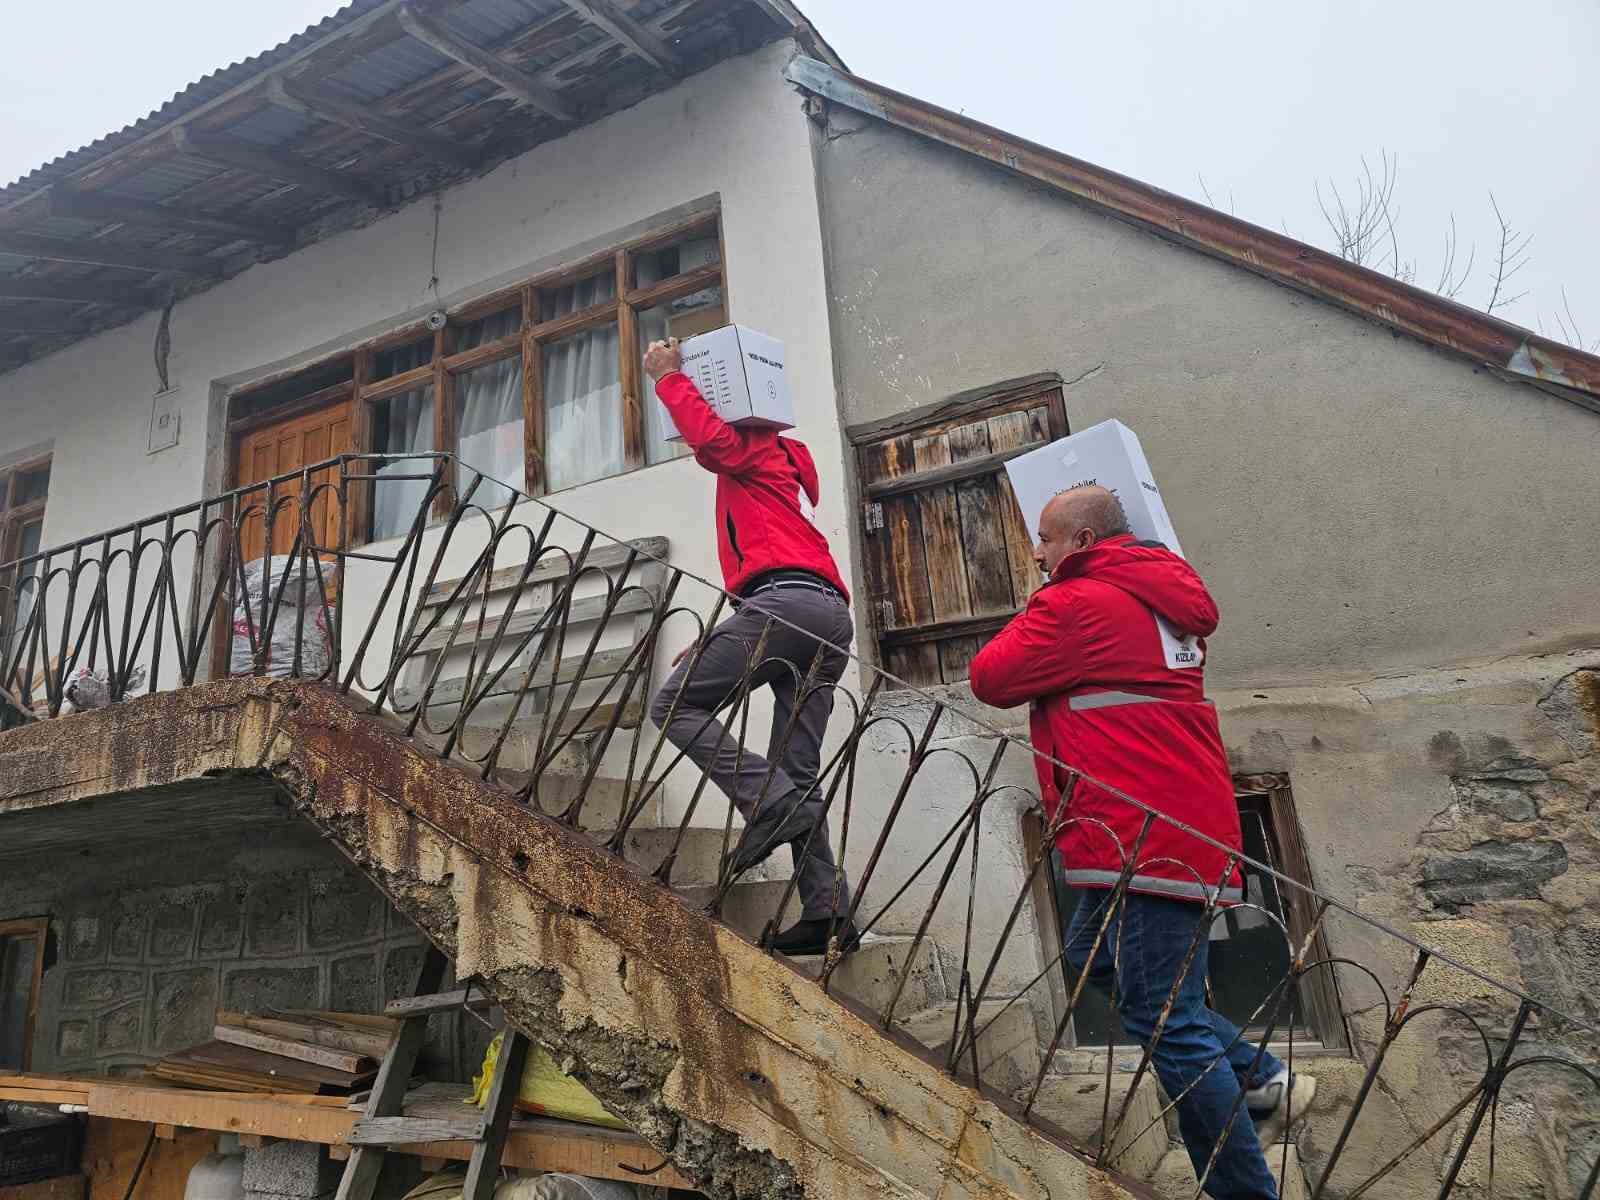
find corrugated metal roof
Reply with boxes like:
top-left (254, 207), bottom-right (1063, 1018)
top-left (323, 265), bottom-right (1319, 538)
top-left (0, 0), bottom-right (389, 201)
top-left (0, 0), bottom-right (827, 374)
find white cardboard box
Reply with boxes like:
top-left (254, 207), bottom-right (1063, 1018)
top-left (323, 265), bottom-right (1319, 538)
top-left (1003, 418), bottom-right (1203, 670)
top-left (662, 324), bottom-right (795, 440)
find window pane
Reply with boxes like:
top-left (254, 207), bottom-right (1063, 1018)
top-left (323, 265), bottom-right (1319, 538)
top-left (11, 465), bottom-right (49, 508)
top-left (635, 232), bottom-right (721, 289)
top-left (540, 271), bottom-right (621, 492)
top-left (457, 306), bottom-right (520, 351)
top-left (455, 355), bottom-right (524, 511)
top-left (540, 270), bottom-right (614, 323)
top-left (370, 388), bottom-right (434, 541)
top-left (372, 336), bottom-right (432, 382)
top-left (542, 326), bottom-right (622, 492)
top-left (638, 284), bottom-right (724, 465)
top-left (0, 933), bottom-right (39, 1069)
top-left (10, 521), bottom-right (45, 655)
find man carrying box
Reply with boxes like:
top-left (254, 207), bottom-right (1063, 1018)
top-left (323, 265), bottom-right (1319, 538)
top-left (643, 336), bottom-right (858, 958)
top-left (969, 484), bottom-right (1314, 1200)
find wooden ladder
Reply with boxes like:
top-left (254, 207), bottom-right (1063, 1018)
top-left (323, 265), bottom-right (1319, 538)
top-left (334, 949), bottom-right (529, 1200)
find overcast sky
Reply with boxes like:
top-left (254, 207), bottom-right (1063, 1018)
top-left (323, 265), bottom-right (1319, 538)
top-left (4, 0), bottom-right (1595, 346)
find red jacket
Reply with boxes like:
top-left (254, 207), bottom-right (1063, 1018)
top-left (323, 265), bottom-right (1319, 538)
top-left (969, 535), bottom-right (1242, 905)
top-left (655, 372), bottom-right (849, 599)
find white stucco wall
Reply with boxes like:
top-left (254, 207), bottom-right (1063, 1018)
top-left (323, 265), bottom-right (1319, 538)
top-left (0, 40), bottom-right (846, 692)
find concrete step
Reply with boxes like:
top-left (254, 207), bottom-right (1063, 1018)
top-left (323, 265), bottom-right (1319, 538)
top-left (1151, 1142), bottom-right (1309, 1199)
top-left (613, 825), bottom-right (790, 887)
top-left (894, 998), bottom-right (1044, 1096)
top-left (1032, 1070), bottom-right (1170, 1180)
top-left (678, 878), bottom-right (799, 940)
top-left (786, 935), bottom-right (948, 1016)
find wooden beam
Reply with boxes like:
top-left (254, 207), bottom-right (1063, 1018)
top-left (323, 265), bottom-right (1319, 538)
top-left (395, 6), bottom-right (577, 123)
top-left (558, 0), bottom-right (680, 76)
top-left (0, 310), bottom-right (92, 335)
top-left (267, 78), bottom-right (482, 171)
top-left (173, 128), bottom-right (388, 208)
top-left (0, 278), bottom-right (155, 306)
top-left (50, 188), bottom-right (293, 245)
top-left (383, 987), bottom-right (490, 1017)
top-left (0, 230), bottom-right (220, 276)
top-left (463, 1030), bottom-right (527, 1200)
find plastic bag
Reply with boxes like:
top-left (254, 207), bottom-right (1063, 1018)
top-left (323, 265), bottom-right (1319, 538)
top-left (497, 1176), bottom-right (635, 1200)
top-left (468, 1033), bottom-right (629, 1132)
top-left (230, 555), bottom-right (335, 679)
top-left (63, 663), bottom-right (148, 713)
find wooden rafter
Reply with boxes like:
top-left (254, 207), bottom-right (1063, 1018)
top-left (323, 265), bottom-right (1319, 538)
top-left (395, 6), bottom-right (578, 123)
top-left (266, 77), bottom-right (483, 171)
top-left (0, 230), bottom-right (219, 277)
top-left (0, 277), bottom-right (155, 306)
top-left (173, 127), bottom-right (388, 208)
top-left (558, 0), bottom-right (681, 76)
top-left (49, 187), bottom-right (293, 245)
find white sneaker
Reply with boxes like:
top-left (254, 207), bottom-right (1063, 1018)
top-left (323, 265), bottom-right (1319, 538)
top-left (1245, 1069), bottom-right (1317, 1145)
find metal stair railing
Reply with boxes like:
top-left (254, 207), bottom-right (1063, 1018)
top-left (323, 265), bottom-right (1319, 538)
top-left (1, 450), bottom-right (1595, 1200)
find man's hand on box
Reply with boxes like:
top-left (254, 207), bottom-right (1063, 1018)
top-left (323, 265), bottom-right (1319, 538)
top-left (644, 337), bottom-right (682, 380)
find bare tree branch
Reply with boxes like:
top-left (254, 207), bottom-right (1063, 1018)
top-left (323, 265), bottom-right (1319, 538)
top-left (1485, 191), bottom-right (1532, 314)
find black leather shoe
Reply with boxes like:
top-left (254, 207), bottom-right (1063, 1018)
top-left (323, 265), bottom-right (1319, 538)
top-left (767, 918), bottom-right (861, 957)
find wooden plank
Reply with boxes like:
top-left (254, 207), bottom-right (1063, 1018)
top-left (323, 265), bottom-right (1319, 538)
top-left (267, 78), bottom-right (482, 170)
top-left (395, 6), bottom-right (577, 123)
top-left (954, 475), bottom-right (1016, 616)
top-left (0, 231), bottom-right (220, 277)
top-left (558, 0), bottom-right (681, 75)
top-left (274, 1010), bottom-right (399, 1037)
top-left (348, 1115), bottom-right (484, 1147)
top-left (410, 588), bottom-right (653, 656)
top-left (420, 537), bottom-right (665, 608)
top-left (50, 188), bottom-right (292, 245)
top-left (214, 1025), bottom-right (375, 1074)
top-left (216, 1012), bottom-right (393, 1060)
top-left (383, 987), bottom-right (489, 1018)
top-left (937, 635), bottom-right (984, 684)
top-left (398, 643), bottom-right (638, 710)
top-left (909, 433), bottom-right (971, 623)
top-left (883, 643), bottom-right (940, 688)
top-left (988, 408), bottom-right (1046, 606)
top-left (879, 612), bottom-right (1012, 649)
top-left (463, 1030), bottom-right (528, 1200)
top-left (86, 1085), bottom-right (356, 1144)
top-left (521, 287), bottom-right (544, 494)
top-left (0, 278), bottom-right (154, 306)
top-left (864, 441), bottom-right (1049, 500)
top-left (0, 1174), bottom-right (85, 1200)
top-left (174, 128), bottom-right (386, 208)
top-left (618, 266), bottom-right (644, 471)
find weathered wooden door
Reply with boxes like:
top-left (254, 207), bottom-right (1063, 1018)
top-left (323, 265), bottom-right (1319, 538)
top-left (232, 400), bottom-right (353, 564)
top-left (856, 383), bottom-right (1066, 686)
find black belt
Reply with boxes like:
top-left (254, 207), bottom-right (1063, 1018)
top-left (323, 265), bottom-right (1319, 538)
top-left (741, 569), bottom-right (843, 601)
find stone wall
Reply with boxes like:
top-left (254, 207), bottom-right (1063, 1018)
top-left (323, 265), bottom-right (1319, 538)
top-left (0, 821), bottom-right (469, 1076)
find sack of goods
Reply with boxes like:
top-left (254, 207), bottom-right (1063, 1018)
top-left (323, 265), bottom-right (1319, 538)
top-left (660, 324), bottom-right (795, 440)
top-left (1004, 418), bottom-right (1202, 668)
top-left (229, 554), bottom-right (336, 679)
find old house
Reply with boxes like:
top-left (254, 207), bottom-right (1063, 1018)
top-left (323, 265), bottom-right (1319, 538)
top-left (1, 5), bottom-right (1595, 1200)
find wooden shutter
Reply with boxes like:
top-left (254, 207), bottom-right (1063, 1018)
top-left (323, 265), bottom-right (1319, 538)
top-left (856, 384), bottom-right (1066, 686)
top-left (233, 399), bottom-right (353, 564)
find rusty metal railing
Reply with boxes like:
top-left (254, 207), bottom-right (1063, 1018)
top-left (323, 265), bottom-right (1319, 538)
top-left (1, 452), bottom-right (1594, 1199)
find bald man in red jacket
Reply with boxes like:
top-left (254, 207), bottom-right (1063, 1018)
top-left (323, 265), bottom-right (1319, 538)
top-left (644, 337), bottom-right (857, 958)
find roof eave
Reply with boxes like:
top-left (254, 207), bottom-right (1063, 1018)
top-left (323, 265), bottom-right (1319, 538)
top-left (785, 56), bottom-right (1600, 413)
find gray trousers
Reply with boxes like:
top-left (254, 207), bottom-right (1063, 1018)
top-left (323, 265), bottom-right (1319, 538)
top-left (649, 584), bottom-right (854, 920)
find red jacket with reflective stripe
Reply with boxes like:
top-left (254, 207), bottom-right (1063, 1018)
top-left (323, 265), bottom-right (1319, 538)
top-left (655, 371), bottom-right (849, 599)
top-left (968, 535), bottom-right (1242, 904)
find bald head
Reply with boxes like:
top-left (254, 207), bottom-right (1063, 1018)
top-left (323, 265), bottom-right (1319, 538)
top-left (1034, 484), bottom-right (1131, 576)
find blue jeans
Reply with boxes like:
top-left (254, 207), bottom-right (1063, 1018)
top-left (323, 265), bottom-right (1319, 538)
top-left (1065, 891), bottom-right (1286, 1200)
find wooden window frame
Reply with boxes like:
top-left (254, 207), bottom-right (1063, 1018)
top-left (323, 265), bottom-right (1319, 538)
top-left (222, 208), bottom-right (728, 545)
top-left (0, 455), bottom-right (52, 563)
top-left (850, 378), bottom-right (1068, 686)
top-left (1025, 774), bottom-right (1348, 1051)
top-left (0, 916), bottom-right (49, 1071)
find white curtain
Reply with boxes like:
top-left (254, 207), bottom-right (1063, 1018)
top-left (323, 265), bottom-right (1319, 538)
top-left (455, 308), bottom-right (524, 511)
top-left (542, 273), bottom-right (622, 492)
top-left (371, 388), bottom-right (434, 542)
top-left (8, 522), bottom-right (42, 661)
